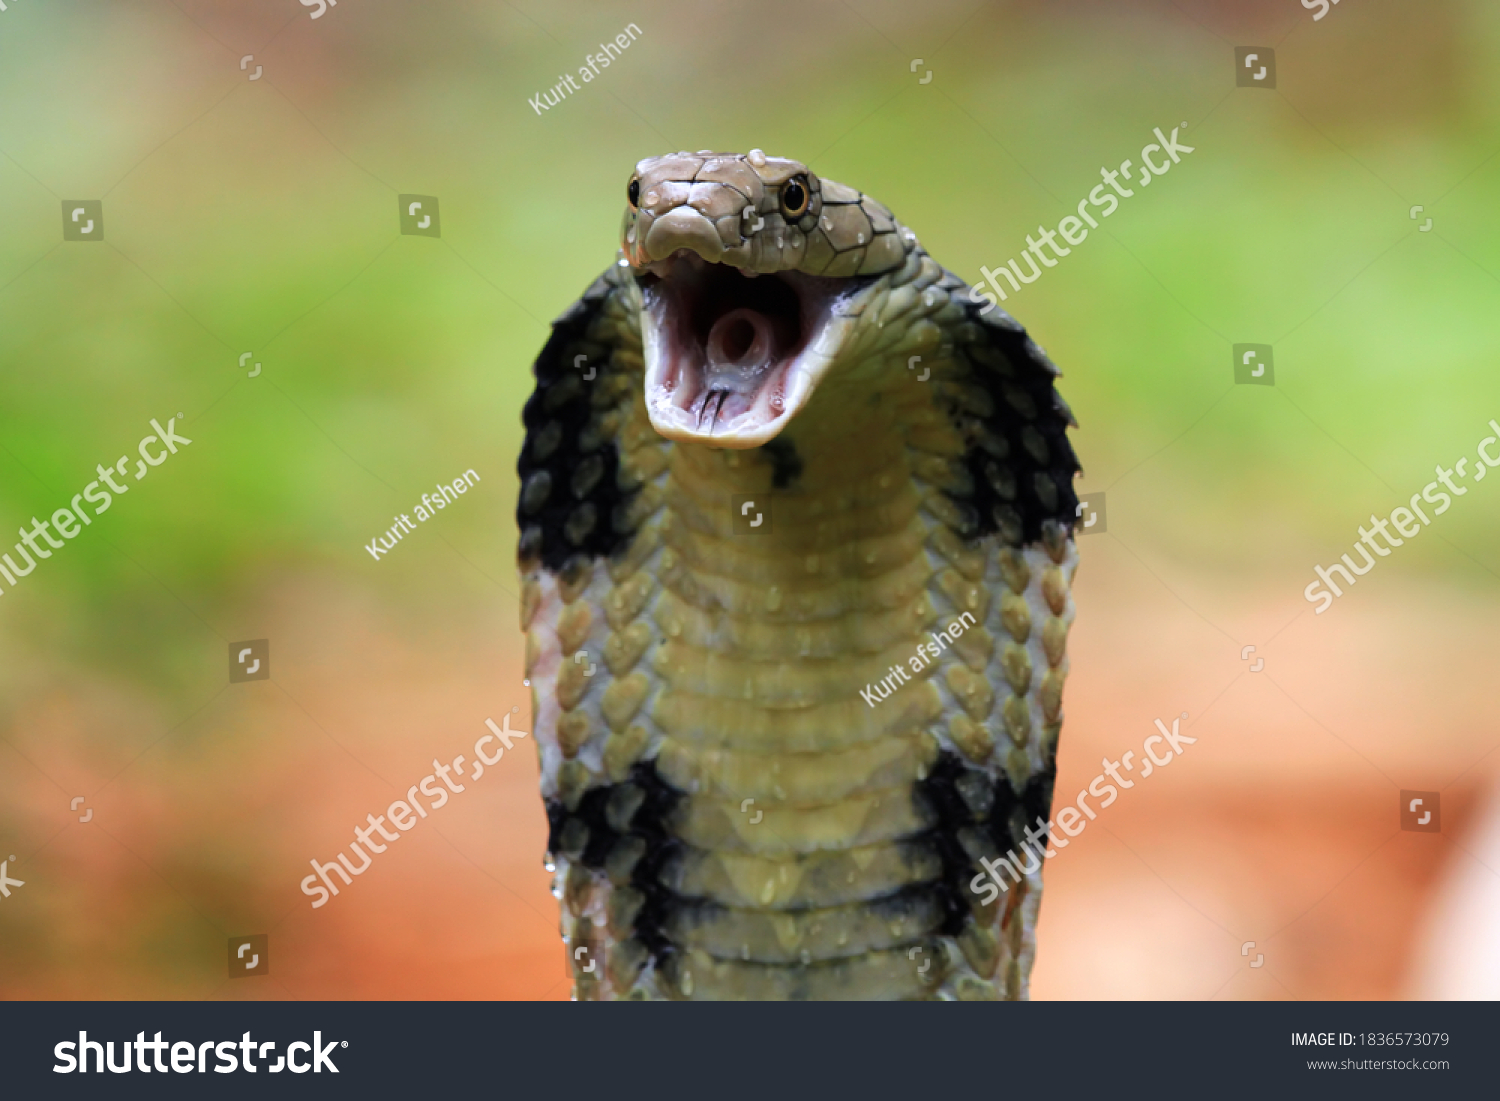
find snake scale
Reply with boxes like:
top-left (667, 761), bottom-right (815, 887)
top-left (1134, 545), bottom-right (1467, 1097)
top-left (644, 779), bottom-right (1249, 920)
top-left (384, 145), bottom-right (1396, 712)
top-left (516, 150), bottom-right (1080, 1000)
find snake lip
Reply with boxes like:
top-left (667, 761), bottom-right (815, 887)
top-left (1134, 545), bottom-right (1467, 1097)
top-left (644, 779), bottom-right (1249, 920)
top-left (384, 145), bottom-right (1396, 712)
top-left (640, 254), bottom-right (860, 448)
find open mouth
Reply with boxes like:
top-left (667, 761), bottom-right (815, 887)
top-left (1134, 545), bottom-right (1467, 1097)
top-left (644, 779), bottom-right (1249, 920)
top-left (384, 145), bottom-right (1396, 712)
top-left (640, 253), bottom-right (863, 448)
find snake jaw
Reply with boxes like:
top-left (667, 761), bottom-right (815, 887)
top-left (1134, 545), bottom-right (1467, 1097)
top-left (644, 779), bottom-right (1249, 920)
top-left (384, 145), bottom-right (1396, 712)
top-left (640, 254), bottom-right (862, 448)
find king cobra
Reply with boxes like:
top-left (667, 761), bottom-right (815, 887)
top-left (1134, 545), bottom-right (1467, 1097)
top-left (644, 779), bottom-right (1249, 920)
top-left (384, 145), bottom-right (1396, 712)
top-left (517, 150), bottom-right (1080, 1000)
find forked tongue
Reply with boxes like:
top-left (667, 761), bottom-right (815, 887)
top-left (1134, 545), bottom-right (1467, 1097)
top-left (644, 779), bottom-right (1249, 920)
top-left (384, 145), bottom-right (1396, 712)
top-left (700, 307), bottom-right (782, 422)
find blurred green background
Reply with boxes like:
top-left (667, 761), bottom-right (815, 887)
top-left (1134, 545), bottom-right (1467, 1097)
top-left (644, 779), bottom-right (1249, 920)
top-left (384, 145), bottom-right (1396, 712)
top-left (1, 0), bottom-right (1497, 1000)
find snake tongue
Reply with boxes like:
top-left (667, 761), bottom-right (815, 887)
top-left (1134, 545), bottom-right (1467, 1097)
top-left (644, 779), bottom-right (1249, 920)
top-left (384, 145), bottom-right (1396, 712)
top-left (641, 258), bottom-right (855, 449)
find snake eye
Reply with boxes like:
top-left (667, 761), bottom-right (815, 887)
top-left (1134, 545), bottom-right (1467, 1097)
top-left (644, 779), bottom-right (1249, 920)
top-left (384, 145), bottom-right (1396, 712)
top-left (627, 177), bottom-right (640, 208)
top-left (781, 175), bottom-right (810, 218)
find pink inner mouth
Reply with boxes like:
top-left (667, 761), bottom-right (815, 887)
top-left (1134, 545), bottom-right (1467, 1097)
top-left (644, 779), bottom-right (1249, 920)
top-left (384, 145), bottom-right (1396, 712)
top-left (700, 308), bottom-right (785, 423)
top-left (642, 253), bottom-right (849, 438)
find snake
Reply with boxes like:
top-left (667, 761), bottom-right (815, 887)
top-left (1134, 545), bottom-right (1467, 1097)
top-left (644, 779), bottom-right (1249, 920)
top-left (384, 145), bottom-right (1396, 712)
top-left (516, 149), bottom-right (1080, 1000)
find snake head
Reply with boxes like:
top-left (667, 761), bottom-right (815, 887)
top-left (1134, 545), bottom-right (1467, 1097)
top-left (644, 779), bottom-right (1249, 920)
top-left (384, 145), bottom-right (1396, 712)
top-left (621, 149), bottom-right (916, 449)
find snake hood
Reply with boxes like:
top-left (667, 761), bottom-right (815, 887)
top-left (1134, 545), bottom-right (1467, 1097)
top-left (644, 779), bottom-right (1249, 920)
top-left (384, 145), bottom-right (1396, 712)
top-left (518, 149), bottom-right (1082, 1000)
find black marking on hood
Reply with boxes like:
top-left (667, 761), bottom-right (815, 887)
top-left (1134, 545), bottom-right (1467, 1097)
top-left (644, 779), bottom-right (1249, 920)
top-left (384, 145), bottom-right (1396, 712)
top-left (517, 269), bottom-right (642, 572)
top-left (939, 288), bottom-right (1081, 547)
top-left (913, 750), bottom-right (1057, 936)
top-left (759, 437), bottom-right (803, 488)
top-left (545, 758), bottom-right (686, 977)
